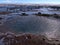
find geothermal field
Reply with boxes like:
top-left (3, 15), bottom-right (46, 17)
top-left (0, 4), bottom-right (60, 45)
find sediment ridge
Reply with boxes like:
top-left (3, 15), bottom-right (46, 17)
top-left (0, 32), bottom-right (60, 45)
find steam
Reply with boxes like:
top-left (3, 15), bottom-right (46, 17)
top-left (44, 18), bottom-right (60, 40)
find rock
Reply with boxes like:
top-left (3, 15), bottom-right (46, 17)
top-left (0, 32), bottom-right (59, 45)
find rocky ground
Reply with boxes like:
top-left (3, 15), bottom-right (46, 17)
top-left (0, 32), bottom-right (59, 45)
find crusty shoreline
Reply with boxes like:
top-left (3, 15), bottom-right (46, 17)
top-left (0, 32), bottom-right (60, 45)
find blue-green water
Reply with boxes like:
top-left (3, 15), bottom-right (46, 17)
top-left (0, 15), bottom-right (60, 38)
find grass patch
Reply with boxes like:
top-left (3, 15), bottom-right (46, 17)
top-left (20, 13), bottom-right (28, 16)
top-left (0, 12), bottom-right (11, 15)
top-left (35, 12), bottom-right (60, 19)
